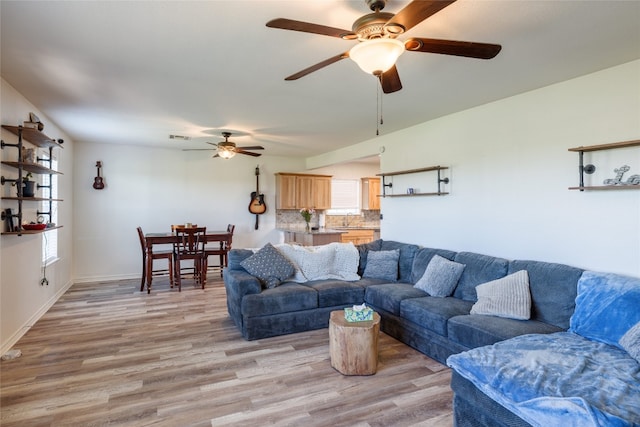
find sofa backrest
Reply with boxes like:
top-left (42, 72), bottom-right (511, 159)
top-left (228, 249), bottom-right (254, 271)
top-left (452, 252), bottom-right (509, 302)
top-left (410, 247), bottom-right (458, 284)
top-left (508, 260), bottom-right (584, 330)
top-left (379, 240), bottom-right (420, 283)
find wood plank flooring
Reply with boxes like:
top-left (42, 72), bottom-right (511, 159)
top-left (1, 276), bottom-right (453, 426)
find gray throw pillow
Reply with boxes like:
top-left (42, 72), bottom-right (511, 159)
top-left (470, 270), bottom-right (532, 320)
top-left (362, 249), bottom-right (399, 282)
top-left (414, 255), bottom-right (465, 297)
top-left (620, 321), bottom-right (640, 364)
top-left (240, 243), bottom-right (294, 289)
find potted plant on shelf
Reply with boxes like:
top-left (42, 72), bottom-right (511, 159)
top-left (14, 172), bottom-right (35, 197)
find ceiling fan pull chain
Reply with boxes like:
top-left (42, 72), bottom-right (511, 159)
top-left (376, 76), bottom-right (381, 136)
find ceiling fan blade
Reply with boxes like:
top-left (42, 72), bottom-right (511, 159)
top-left (236, 150), bottom-right (262, 157)
top-left (285, 52), bottom-right (349, 80)
top-left (385, 0), bottom-right (457, 34)
top-left (205, 142), bottom-right (218, 147)
top-left (266, 18), bottom-right (355, 39)
top-left (379, 65), bottom-right (402, 94)
top-left (405, 37), bottom-right (502, 59)
top-left (237, 146), bottom-right (264, 150)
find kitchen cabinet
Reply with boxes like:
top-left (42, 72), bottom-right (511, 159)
top-left (340, 229), bottom-right (375, 245)
top-left (361, 177), bottom-right (380, 210)
top-left (275, 173), bottom-right (332, 210)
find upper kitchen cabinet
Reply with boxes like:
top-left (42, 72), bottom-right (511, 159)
top-left (276, 173), bottom-right (332, 210)
top-left (361, 177), bottom-right (380, 210)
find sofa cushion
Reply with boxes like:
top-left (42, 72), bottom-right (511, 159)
top-left (241, 282), bottom-right (317, 317)
top-left (364, 283), bottom-right (427, 315)
top-left (453, 252), bottom-right (509, 302)
top-left (470, 270), bottom-right (531, 320)
top-left (363, 249), bottom-right (399, 281)
top-left (414, 255), bottom-right (465, 297)
top-left (409, 247), bottom-right (458, 283)
top-left (401, 297), bottom-right (474, 337)
top-left (380, 240), bottom-right (419, 283)
top-left (356, 239), bottom-right (383, 276)
top-left (569, 271), bottom-right (640, 350)
top-left (448, 314), bottom-right (562, 349)
top-left (301, 279), bottom-right (365, 308)
top-left (509, 260), bottom-right (583, 330)
top-left (240, 243), bottom-right (295, 289)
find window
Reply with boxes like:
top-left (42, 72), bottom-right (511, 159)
top-left (327, 179), bottom-right (360, 215)
top-left (41, 155), bottom-right (58, 264)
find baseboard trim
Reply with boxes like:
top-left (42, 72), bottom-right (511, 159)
top-left (1, 278), bottom-right (74, 356)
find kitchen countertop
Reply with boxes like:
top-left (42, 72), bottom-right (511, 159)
top-left (278, 227), bottom-right (380, 234)
top-left (278, 227), bottom-right (346, 234)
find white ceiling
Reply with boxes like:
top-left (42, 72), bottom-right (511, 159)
top-left (1, 1), bottom-right (639, 158)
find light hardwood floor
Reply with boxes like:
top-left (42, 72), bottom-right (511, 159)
top-left (1, 276), bottom-right (453, 427)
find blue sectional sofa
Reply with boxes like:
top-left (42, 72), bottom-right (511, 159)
top-left (224, 240), bottom-right (582, 363)
top-left (224, 239), bottom-right (640, 426)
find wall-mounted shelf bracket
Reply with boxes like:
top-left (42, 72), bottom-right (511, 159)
top-left (568, 139), bottom-right (640, 191)
top-left (377, 166), bottom-right (450, 197)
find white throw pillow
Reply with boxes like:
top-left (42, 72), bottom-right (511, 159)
top-left (470, 270), bottom-right (532, 320)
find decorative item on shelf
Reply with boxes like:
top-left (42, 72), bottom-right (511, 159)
top-left (344, 303), bottom-right (374, 322)
top-left (12, 172), bottom-right (35, 197)
top-left (300, 207), bottom-right (315, 232)
top-left (603, 165), bottom-right (640, 185)
top-left (24, 112), bottom-right (44, 131)
top-left (21, 147), bottom-right (36, 163)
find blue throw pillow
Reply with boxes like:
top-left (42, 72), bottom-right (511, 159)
top-left (414, 255), bottom-right (465, 297)
top-left (569, 271), bottom-right (640, 349)
top-left (362, 249), bottom-right (399, 282)
top-left (240, 243), bottom-right (294, 289)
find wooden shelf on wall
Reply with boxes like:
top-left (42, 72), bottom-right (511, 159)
top-left (1, 225), bottom-right (63, 236)
top-left (377, 166), bottom-right (450, 197)
top-left (568, 139), bottom-right (640, 191)
top-left (1, 125), bottom-right (63, 149)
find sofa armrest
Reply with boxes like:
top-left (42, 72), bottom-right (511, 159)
top-left (224, 269), bottom-right (262, 300)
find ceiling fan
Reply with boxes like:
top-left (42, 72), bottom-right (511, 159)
top-left (266, 0), bottom-right (502, 94)
top-left (183, 132), bottom-right (264, 159)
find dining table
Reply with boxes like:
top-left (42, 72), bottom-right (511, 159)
top-left (144, 230), bottom-right (232, 290)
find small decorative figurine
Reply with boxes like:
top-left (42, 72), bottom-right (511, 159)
top-left (603, 165), bottom-right (640, 185)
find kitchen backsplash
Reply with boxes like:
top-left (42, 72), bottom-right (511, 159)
top-left (276, 210), bottom-right (381, 229)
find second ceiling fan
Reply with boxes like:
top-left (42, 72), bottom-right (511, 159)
top-left (184, 132), bottom-right (264, 159)
top-left (267, 0), bottom-right (502, 94)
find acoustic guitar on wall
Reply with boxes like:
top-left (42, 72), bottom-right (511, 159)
top-left (93, 161), bottom-right (105, 190)
top-left (249, 166), bottom-right (266, 229)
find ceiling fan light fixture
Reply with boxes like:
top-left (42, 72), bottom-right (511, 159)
top-left (349, 38), bottom-right (404, 75)
top-left (218, 147), bottom-right (236, 159)
top-left (217, 141), bottom-right (236, 159)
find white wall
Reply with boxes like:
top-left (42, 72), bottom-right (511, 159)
top-left (1, 79), bottom-right (75, 354)
top-left (374, 60), bottom-right (640, 277)
top-left (72, 142), bottom-right (306, 282)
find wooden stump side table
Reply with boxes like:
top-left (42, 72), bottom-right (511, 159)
top-left (329, 310), bottom-right (381, 376)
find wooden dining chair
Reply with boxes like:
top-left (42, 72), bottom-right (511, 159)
top-left (172, 226), bottom-right (207, 291)
top-left (205, 224), bottom-right (234, 277)
top-left (137, 226), bottom-right (173, 293)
